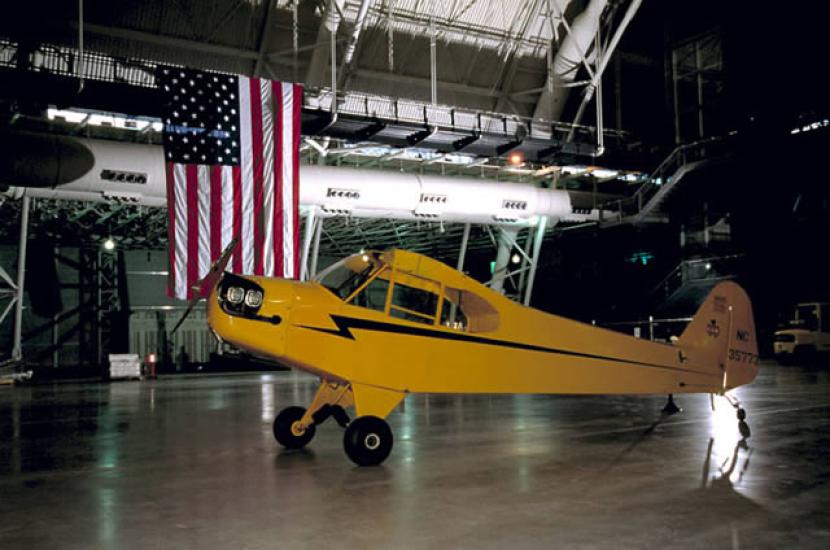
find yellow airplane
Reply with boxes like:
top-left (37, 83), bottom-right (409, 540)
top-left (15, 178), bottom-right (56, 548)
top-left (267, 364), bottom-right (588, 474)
top-left (206, 249), bottom-right (760, 466)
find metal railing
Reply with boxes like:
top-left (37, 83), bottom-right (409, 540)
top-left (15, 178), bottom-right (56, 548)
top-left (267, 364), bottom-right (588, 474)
top-left (0, 38), bottom-right (157, 88)
top-left (1, 37), bottom-right (628, 149)
top-left (599, 133), bottom-right (738, 224)
top-left (650, 253), bottom-right (745, 303)
top-left (307, 87), bottom-right (628, 143)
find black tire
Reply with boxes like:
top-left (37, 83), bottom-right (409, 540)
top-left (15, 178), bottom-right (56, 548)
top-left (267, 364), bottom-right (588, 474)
top-left (343, 416), bottom-right (393, 466)
top-left (794, 345), bottom-right (817, 362)
top-left (273, 406), bottom-right (316, 449)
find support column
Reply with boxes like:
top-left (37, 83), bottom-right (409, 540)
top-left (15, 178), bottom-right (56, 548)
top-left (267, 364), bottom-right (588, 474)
top-left (300, 207), bottom-right (318, 281)
top-left (456, 223), bottom-right (471, 272)
top-left (491, 226), bottom-right (519, 294)
top-left (523, 216), bottom-right (553, 306)
top-left (517, 228), bottom-right (533, 295)
top-left (309, 217), bottom-right (324, 278)
top-left (12, 195), bottom-right (30, 361)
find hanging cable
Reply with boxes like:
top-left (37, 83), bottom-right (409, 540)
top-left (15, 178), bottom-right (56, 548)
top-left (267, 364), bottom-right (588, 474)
top-left (292, 0), bottom-right (299, 82)
top-left (78, 0), bottom-right (85, 93)
top-left (387, 0), bottom-right (394, 72)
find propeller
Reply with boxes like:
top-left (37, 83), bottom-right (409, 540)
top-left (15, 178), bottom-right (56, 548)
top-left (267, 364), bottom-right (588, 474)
top-left (171, 236), bottom-right (239, 335)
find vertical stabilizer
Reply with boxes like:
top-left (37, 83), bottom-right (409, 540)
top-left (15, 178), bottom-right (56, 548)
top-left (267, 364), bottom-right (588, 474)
top-left (679, 281), bottom-right (760, 391)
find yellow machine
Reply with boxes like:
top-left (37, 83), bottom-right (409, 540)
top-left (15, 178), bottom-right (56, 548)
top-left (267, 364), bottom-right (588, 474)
top-left (207, 249), bottom-right (759, 466)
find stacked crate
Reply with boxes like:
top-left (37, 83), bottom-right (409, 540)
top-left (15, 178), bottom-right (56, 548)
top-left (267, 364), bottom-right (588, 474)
top-left (109, 354), bottom-right (141, 380)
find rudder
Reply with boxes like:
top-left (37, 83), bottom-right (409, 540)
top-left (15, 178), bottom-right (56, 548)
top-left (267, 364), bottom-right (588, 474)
top-left (678, 281), bottom-right (760, 391)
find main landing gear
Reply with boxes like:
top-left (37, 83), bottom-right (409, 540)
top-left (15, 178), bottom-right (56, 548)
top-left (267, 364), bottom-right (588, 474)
top-left (272, 381), bottom-right (397, 466)
top-left (343, 416), bottom-right (394, 466)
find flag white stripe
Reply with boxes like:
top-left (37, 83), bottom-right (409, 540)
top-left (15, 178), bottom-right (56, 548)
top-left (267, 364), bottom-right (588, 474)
top-left (173, 164), bottom-right (189, 299)
top-left (281, 82), bottom-right (295, 278)
top-left (221, 165), bottom-right (234, 251)
top-left (260, 78), bottom-right (275, 277)
top-left (197, 165), bottom-right (211, 281)
top-left (238, 76), bottom-right (255, 275)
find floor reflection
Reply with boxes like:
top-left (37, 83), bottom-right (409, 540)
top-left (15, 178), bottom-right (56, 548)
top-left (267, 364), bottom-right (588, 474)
top-left (2, 364), bottom-right (829, 548)
top-left (702, 423), bottom-right (753, 489)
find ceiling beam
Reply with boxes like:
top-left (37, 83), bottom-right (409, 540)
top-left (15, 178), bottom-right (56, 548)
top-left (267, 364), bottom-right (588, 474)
top-left (80, 23), bottom-right (260, 60)
top-left (353, 68), bottom-right (538, 105)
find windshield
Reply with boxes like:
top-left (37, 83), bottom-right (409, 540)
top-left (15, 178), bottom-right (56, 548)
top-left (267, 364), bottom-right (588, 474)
top-left (314, 252), bottom-right (383, 300)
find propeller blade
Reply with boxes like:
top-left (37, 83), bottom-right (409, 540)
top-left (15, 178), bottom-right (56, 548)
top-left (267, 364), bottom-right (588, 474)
top-left (171, 237), bottom-right (239, 335)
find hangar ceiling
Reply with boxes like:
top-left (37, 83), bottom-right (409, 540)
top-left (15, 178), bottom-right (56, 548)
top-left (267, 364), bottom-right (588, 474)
top-left (1, 0), bottom-right (639, 126)
top-left (0, 0), bottom-right (649, 262)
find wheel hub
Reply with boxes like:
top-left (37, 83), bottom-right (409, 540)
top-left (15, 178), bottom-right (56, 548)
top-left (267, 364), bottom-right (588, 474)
top-left (290, 421), bottom-right (306, 437)
top-left (364, 433), bottom-right (381, 450)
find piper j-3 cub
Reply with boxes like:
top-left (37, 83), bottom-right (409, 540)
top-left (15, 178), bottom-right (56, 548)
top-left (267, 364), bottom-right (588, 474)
top-left (207, 249), bottom-right (760, 466)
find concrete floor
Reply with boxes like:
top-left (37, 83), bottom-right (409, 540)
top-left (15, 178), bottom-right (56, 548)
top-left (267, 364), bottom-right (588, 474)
top-left (1, 361), bottom-right (829, 549)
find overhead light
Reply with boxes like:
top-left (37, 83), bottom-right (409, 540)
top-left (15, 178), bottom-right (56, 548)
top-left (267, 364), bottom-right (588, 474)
top-left (103, 237), bottom-right (116, 251)
top-left (588, 168), bottom-right (619, 179)
top-left (561, 165), bottom-right (588, 175)
top-left (47, 108), bottom-right (88, 124)
top-left (508, 152), bottom-right (524, 166)
top-left (511, 253), bottom-right (521, 264)
top-left (532, 165), bottom-right (561, 177)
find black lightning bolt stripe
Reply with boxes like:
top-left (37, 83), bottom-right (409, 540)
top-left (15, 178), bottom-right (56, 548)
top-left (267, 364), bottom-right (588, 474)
top-left (297, 315), bottom-right (712, 376)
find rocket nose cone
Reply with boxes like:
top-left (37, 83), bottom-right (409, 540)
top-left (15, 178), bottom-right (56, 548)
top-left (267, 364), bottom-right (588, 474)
top-left (0, 131), bottom-right (94, 187)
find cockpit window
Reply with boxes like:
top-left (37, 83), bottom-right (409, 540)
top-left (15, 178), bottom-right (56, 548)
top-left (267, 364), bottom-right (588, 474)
top-left (314, 253), bottom-right (381, 300)
top-left (440, 288), bottom-right (468, 330)
top-left (389, 282), bottom-right (439, 325)
top-left (351, 274), bottom-right (390, 312)
top-left (441, 286), bottom-right (499, 333)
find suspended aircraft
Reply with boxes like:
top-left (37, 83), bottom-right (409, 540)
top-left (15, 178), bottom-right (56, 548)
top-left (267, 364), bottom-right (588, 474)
top-left (200, 248), bottom-right (759, 466)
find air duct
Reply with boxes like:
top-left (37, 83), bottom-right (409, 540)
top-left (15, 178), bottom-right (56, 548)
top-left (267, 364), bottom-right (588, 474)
top-left (533, 0), bottom-right (608, 122)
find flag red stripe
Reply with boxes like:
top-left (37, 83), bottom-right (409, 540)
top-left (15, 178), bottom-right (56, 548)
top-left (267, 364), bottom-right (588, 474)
top-left (185, 164), bottom-right (200, 300)
top-left (273, 81), bottom-right (285, 277)
top-left (249, 78), bottom-right (265, 276)
top-left (232, 165), bottom-right (243, 273)
top-left (292, 84), bottom-right (302, 278)
top-left (209, 165), bottom-right (223, 262)
top-left (165, 162), bottom-right (177, 297)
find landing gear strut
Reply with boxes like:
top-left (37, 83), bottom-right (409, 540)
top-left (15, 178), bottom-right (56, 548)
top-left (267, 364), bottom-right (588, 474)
top-left (273, 381), bottom-right (353, 450)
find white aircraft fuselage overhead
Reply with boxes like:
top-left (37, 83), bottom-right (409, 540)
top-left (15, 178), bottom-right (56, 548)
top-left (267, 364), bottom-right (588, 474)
top-left (1, 135), bottom-right (601, 226)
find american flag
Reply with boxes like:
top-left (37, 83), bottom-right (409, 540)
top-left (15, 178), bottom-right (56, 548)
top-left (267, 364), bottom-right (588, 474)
top-left (157, 66), bottom-right (301, 300)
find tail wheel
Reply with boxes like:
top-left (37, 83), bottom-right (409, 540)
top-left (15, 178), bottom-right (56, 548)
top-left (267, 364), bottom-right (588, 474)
top-left (343, 415), bottom-right (393, 466)
top-left (273, 406), bottom-right (316, 449)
